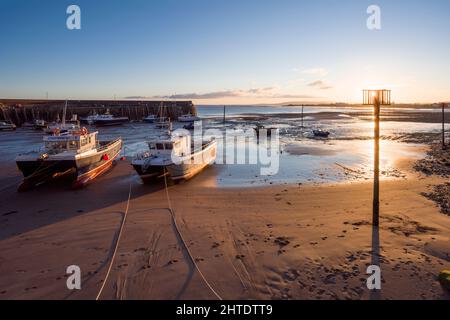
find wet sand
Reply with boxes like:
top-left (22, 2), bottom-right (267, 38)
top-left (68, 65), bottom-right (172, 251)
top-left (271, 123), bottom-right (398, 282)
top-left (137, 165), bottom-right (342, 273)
top-left (0, 153), bottom-right (449, 300)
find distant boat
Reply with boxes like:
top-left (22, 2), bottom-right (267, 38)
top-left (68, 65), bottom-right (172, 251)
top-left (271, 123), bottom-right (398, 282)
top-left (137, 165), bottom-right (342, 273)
top-left (90, 110), bottom-right (129, 126)
top-left (254, 125), bottom-right (278, 139)
top-left (44, 102), bottom-right (81, 134)
top-left (132, 131), bottom-right (217, 183)
top-left (178, 114), bottom-right (200, 122)
top-left (80, 112), bottom-right (99, 124)
top-left (313, 129), bottom-right (330, 138)
top-left (143, 114), bottom-right (157, 123)
top-left (0, 121), bottom-right (16, 131)
top-left (33, 119), bottom-right (48, 130)
top-left (183, 122), bottom-right (195, 130)
top-left (16, 127), bottom-right (122, 191)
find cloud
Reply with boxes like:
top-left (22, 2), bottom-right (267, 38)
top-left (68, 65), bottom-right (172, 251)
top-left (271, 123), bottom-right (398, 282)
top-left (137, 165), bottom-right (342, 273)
top-left (125, 87), bottom-right (318, 100)
top-left (307, 80), bottom-right (333, 90)
top-left (302, 68), bottom-right (328, 77)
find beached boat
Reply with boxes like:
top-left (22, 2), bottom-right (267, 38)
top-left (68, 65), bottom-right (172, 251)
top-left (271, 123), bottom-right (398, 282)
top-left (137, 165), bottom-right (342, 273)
top-left (89, 110), bottom-right (129, 126)
top-left (132, 131), bottom-right (217, 183)
top-left (313, 129), bottom-right (330, 138)
top-left (143, 114), bottom-right (157, 123)
top-left (178, 113), bottom-right (200, 122)
top-left (0, 121), bottom-right (16, 131)
top-left (16, 127), bottom-right (122, 191)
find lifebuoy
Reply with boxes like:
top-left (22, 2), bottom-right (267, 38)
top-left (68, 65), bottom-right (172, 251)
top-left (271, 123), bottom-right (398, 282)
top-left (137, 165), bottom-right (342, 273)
top-left (82, 127), bottom-right (88, 136)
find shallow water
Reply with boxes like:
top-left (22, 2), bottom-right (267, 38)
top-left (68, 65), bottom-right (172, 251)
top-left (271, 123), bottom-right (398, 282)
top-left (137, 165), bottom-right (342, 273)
top-left (1, 104), bottom-right (443, 188)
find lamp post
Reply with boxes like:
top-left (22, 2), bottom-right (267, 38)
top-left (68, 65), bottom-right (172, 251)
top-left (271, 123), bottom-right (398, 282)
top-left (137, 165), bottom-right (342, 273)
top-left (363, 89), bottom-right (391, 227)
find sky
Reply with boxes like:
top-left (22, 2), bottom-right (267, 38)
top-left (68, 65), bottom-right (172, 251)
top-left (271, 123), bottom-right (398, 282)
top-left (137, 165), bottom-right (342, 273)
top-left (0, 0), bottom-right (449, 104)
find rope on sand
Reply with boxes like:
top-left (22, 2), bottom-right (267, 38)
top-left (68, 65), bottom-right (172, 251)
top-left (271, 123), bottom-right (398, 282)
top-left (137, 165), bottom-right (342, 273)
top-left (95, 181), bottom-right (132, 300)
top-left (95, 167), bottom-right (222, 300)
top-left (163, 168), bottom-right (223, 300)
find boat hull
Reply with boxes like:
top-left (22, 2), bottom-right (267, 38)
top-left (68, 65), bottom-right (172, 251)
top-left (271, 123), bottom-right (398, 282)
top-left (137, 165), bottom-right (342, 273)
top-left (92, 118), bottom-right (129, 127)
top-left (132, 164), bottom-right (166, 183)
top-left (167, 141), bottom-right (217, 181)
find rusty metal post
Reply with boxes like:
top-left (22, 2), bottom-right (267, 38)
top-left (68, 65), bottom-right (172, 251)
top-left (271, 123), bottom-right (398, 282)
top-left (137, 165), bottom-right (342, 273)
top-left (373, 96), bottom-right (380, 227)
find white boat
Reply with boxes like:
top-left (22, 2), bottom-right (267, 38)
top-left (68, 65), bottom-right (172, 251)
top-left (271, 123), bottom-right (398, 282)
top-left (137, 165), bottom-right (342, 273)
top-left (16, 127), bottom-right (122, 191)
top-left (0, 121), bottom-right (16, 131)
top-left (143, 114), bottom-right (157, 123)
top-left (132, 131), bottom-right (217, 182)
top-left (155, 117), bottom-right (171, 129)
top-left (178, 113), bottom-right (200, 122)
top-left (89, 110), bottom-right (129, 126)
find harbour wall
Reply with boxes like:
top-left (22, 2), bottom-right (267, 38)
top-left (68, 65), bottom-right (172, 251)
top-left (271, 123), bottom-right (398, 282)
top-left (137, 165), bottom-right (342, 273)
top-left (0, 99), bottom-right (196, 125)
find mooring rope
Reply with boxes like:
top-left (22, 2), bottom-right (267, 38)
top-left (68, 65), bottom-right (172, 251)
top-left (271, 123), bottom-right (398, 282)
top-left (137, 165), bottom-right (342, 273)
top-left (95, 180), bottom-right (132, 300)
top-left (95, 166), bottom-right (222, 300)
top-left (162, 168), bottom-right (223, 300)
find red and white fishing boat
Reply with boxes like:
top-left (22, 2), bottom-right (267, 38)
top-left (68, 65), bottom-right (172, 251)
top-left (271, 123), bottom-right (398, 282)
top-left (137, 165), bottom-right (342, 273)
top-left (16, 127), bottom-right (122, 191)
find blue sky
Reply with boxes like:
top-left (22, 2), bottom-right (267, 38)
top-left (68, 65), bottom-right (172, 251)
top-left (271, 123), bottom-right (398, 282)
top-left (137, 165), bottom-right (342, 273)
top-left (0, 0), bottom-right (449, 104)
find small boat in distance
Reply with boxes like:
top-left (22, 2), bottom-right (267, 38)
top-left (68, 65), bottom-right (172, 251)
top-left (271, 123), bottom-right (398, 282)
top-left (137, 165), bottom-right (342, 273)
top-left (155, 117), bottom-right (171, 129)
top-left (33, 120), bottom-right (48, 130)
top-left (132, 131), bottom-right (217, 183)
top-left (178, 113), bottom-right (200, 122)
top-left (16, 127), bottom-right (122, 191)
top-left (313, 129), bottom-right (330, 138)
top-left (89, 110), bottom-right (129, 126)
top-left (254, 125), bottom-right (278, 139)
top-left (143, 114), bottom-right (157, 123)
top-left (183, 122), bottom-right (195, 130)
top-left (0, 121), bottom-right (16, 131)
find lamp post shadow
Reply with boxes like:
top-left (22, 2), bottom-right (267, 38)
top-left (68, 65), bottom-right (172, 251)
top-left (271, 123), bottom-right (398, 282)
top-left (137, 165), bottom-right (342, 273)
top-left (370, 225), bottom-right (381, 300)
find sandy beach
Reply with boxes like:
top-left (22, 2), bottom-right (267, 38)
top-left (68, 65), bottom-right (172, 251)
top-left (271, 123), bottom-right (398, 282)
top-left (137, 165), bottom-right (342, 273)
top-left (0, 146), bottom-right (448, 300)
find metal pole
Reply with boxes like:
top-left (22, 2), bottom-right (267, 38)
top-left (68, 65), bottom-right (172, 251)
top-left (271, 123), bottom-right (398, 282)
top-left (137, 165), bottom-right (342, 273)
top-left (373, 97), bottom-right (380, 227)
top-left (223, 105), bottom-right (226, 125)
top-left (443, 103), bottom-right (446, 150)
top-left (301, 105), bottom-right (304, 128)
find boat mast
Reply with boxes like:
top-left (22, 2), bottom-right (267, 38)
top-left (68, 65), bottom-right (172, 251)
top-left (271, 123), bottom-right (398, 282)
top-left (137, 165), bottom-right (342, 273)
top-left (62, 100), bottom-right (67, 127)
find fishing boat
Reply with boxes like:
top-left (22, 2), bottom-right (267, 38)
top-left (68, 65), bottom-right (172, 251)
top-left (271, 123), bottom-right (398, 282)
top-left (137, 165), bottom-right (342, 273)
top-left (132, 130), bottom-right (217, 183)
top-left (0, 121), bottom-right (16, 131)
top-left (16, 127), bottom-right (122, 191)
top-left (33, 119), bottom-right (48, 130)
top-left (178, 113), bottom-right (200, 122)
top-left (143, 114), bottom-right (157, 123)
top-left (89, 110), bottom-right (129, 126)
top-left (313, 129), bottom-right (330, 138)
top-left (183, 122), bottom-right (195, 130)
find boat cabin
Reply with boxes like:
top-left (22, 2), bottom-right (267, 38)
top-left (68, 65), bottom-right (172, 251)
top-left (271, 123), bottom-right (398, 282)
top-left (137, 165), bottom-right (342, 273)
top-left (148, 133), bottom-right (191, 158)
top-left (43, 131), bottom-right (98, 154)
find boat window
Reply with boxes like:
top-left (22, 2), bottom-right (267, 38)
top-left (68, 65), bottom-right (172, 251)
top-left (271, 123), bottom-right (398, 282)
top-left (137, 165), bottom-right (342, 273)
top-left (156, 143), bottom-right (164, 150)
top-left (164, 143), bottom-right (173, 150)
top-left (46, 141), bottom-right (67, 151)
top-left (68, 140), bottom-right (79, 149)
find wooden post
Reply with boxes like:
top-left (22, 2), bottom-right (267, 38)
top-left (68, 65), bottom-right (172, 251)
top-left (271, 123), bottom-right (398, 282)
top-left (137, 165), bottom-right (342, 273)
top-left (301, 104), bottom-right (304, 128)
top-left (443, 103), bottom-right (446, 150)
top-left (373, 97), bottom-right (380, 227)
top-left (223, 105), bottom-right (226, 125)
